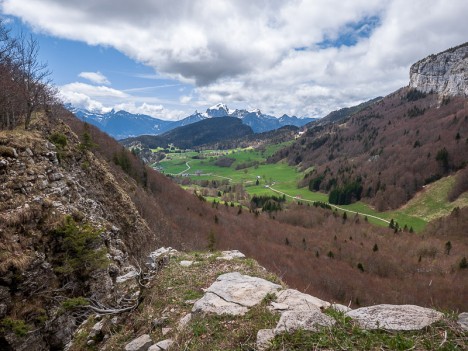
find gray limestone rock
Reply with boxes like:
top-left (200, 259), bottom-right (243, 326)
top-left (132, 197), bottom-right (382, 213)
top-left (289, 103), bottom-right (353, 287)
top-left (273, 289), bottom-right (330, 312)
top-left (88, 320), bottom-right (104, 340)
top-left (256, 329), bottom-right (275, 351)
top-left (124, 334), bottom-right (153, 351)
top-left (346, 304), bottom-right (443, 331)
top-left (147, 247), bottom-right (177, 270)
top-left (178, 313), bottom-right (192, 330)
top-left (152, 316), bottom-right (169, 328)
top-left (192, 290), bottom-right (249, 315)
top-left (216, 250), bottom-right (246, 260)
top-left (274, 310), bottom-right (336, 333)
top-left (192, 272), bottom-right (281, 316)
top-left (0, 286), bottom-right (11, 318)
top-left (331, 303), bottom-right (352, 313)
top-left (458, 312), bottom-right (468, 331)
top-left (161, 328), bottom-right (172, 336)
top-left (409, 43), bottom-right (468, 97)
top-left (148, 339), bottom-right (173, 350)
top-left (116, 268), bottom-right (139, 283)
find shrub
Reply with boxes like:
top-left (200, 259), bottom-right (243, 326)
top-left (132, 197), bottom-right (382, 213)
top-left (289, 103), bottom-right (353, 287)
top-left (435, 147), bottom-right (450, 172)
top-left (79, 131), bottom-right (96, 151)
top-left (214, 157), bottom-right (235, 167)
top-left (308, 175), bottom-right (324, 191)
top-left (51, 216), bottom-right (108, 279)
top-left (0, 145), bottom-right (16, 158)
top-left (407, 106), bottom-right (425, 118)
top-left (49, 132), bottom-right (67, 149)
top-left (1, 317), bottom-right (29, 337)
top-left (113, 148), bottom-right (131, 173)
top-left (60, 297), bottom-right (89, 311)
top-left (207, 230), bottom-right (216, 251)
top-left (405, 89), bottom-right (426, 101)
top-left (329, 180), bottom-right (363, 205)
top-left (460, 257), bottom-right (468, 269)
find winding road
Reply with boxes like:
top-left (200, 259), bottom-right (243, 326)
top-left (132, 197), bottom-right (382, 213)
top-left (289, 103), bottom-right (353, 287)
top-left (265, 185), bottom-right (390, 224)
top-left (166, 160), bottom-right (390, 225)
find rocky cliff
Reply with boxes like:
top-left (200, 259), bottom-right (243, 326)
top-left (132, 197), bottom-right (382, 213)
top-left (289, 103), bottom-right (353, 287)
top-left (0, 114), bottom-right (159, 350)
top-left (409, 42), bottom-right (468, 97)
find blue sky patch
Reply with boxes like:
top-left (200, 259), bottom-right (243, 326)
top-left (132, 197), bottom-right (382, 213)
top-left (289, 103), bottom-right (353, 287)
top-left (318, 15), bottom-right (381, 49)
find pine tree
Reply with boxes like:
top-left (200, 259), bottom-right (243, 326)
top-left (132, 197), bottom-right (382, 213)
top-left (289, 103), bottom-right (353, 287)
top-left (207, 230), bottom-right (216, 251)
top-left (445, 241), bottom-right (452, 255)
top-left (460, 257), bottom-right (468, 269)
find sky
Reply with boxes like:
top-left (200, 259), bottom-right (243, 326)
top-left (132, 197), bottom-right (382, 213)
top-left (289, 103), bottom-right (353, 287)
top-left (1, 0), bottom-right (467, 121)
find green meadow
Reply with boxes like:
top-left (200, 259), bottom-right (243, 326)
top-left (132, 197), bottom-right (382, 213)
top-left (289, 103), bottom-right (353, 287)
top-left (154, 145), bottom-right (465, 232)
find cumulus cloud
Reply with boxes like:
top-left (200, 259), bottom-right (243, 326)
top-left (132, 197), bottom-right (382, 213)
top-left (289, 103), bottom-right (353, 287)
top-left (3, 0), bottom-right (468, 117)
top-left (179, 95), bottom-right (192, 104)
top-left (78, 71), bottom-right (110, 85)
top-left (58, 82), bottom-right (186, 120)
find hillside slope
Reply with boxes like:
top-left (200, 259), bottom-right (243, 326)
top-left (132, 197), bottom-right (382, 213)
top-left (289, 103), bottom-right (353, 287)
top-left (1, 108), bottom-right (467, 350)
top-left (0, 114), bottom-right (159, 349)
top-left (271, 88), bottom-right (468, 210)
top-left (121, 117), bottom-right (254, 149)
top-left (66, 250), bottom-right (467, 351)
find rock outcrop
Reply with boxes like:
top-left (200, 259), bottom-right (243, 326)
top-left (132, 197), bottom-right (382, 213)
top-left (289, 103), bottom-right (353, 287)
top-left (409, 42), bottom-right (468, 97)
top-left (0, 118), bottom-right (159, 350)
top-left (124, 334), bottom-right (153, 351)
top-left (190, 268), bottom-right (451, 350)
top-left (346, 304), bottom-right (444, 331)
top-left (192, 272), bottom-right (282, 316)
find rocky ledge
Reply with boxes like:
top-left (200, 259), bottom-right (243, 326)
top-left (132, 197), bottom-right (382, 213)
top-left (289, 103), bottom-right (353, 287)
top-left (409, 42), bottom-right (468, 97)
top-left (66, 249), bottom-right (467, 351)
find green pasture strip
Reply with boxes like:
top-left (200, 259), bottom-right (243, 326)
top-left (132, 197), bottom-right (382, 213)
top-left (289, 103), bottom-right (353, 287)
top-left (399, 175), bottom-right (468, 221)
top-left (152, 144), bottom-right (463, 233)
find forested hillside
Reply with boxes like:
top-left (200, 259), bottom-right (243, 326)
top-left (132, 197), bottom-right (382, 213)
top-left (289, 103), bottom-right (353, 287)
top-left (60, 108), bottom-right (468, 311)
top-left (121, 117), bottom-right (253, 149)
top-left (270, 88), bottom-right (468, 210)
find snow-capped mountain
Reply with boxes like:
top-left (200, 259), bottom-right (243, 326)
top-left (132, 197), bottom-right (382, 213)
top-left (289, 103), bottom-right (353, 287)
top-left (66, 103), bottom-right (316, 139)
top-left (68, 105), bottom-right (174, 140)
top-left (201, 104), bottom-right (316, 132)
top-left (205, 103), bottom-right (231, 117)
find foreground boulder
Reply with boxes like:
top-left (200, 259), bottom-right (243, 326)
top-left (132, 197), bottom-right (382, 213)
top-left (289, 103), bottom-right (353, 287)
top-left (216, 250), bottom-right (246, 260)
top-left (275, 310), bottom-right (336, 333)
top-left (124, 334), bottom-right (153, 351)
top-left (192, 272), bottom-right (281, 315)
top-left (458, 312), bottom-right (468, 331)
top-left (346, 304), bottom-right (443, 331)
top-left (272, 288), bottom-right (330, 312)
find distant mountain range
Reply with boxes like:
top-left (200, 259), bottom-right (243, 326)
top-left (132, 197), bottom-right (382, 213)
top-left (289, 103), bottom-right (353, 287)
top-left (66, 103), bottom-right (316, 139)
top-left (121, 117), bottom-right (254, 150)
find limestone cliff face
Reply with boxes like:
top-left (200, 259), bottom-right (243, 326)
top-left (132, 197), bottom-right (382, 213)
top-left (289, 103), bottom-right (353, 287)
top-left (0, 115), bottom-right (158, 350)
top-left (409, 42), bottom-right (468, 97)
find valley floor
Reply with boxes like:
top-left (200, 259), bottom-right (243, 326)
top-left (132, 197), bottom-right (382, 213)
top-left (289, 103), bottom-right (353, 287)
top-left (152, 146), bottom-right (467, 232)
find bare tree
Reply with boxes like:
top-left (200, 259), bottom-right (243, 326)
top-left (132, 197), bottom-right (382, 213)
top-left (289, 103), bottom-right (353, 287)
top-left (0, 21), bottom-right (21, 129)
top-left (15, 32), bottom-right (52, 129)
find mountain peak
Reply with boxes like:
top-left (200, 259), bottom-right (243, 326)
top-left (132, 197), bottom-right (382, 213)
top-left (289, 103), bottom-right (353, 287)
top-left (409, 42), bottom-right (468, 97)
top-left (206, 103), bottom-right (230, 117)
top-left (209, 102), bottom-right (229, 110)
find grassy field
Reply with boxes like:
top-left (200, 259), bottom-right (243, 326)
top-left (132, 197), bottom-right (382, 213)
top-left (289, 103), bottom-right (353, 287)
top-left (399, 175), bottom-right (468, 221)
top-left (154, 145), bottom-right (465, 232)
